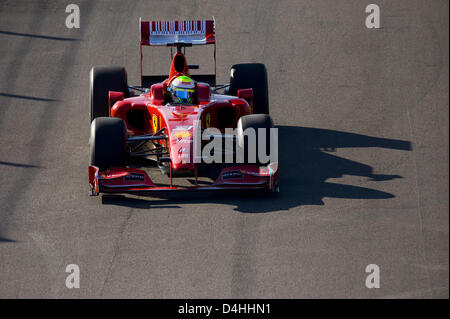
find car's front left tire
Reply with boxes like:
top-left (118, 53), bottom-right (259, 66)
top-left (236, 114), bottom-right (275, 165)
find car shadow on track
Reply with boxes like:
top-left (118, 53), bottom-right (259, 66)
top-left (101, 125), bottom-right (412, 213)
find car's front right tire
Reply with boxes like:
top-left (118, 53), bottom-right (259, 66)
top-left (89, 117), bottom-right (127, 171)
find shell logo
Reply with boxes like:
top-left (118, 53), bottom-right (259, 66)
top-left (173, 131), bottom-right (191, 139)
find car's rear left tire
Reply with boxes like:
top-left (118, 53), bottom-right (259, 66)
top-left (228, 63), bottom-right (269, 115)
top-left (90, 117), bottom-right (127, 171)
top-left (90, 66), bottom-right (128, 123)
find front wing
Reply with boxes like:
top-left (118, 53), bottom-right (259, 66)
top-left (88, 163), bottom-right (279, 196)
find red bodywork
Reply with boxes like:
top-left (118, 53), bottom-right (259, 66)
top-left (88, 19), bottom-right (279, 196)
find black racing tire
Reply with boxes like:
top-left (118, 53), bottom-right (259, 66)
top-left (228, 63), bottom-right (269, 114)
top-left (90, 66), bottom-right (128, 122)
top-left (89, 117), bottom-right (127, 171)
top-left (237, 114), bottom-right (274, 165)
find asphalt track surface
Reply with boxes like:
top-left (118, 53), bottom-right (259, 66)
top-left (0, 0), bottom-right (448, 298)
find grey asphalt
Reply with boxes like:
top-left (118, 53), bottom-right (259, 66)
top-left (0, 0), bottom-right (448, 298)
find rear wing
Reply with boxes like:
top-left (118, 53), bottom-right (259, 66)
top-left (140, 19), bottom-right (215, 46)
top-left (139, 19), bottom-right (217, 87)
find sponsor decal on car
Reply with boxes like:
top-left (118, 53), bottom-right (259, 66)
top-left (205, 113), bottom-right (211, 128)
top-left (152, 114), bottom-right (158, 132)
top-left (124, 173), bottom-right (145, 181)
top-left (173, 126), bottom-right (193, 142)
top-left (222, 170), bottom-right (243, 180)
top-left (173, 131), bottom-right (191, 139)
top-left (175, 125), bottom-right (193, 130)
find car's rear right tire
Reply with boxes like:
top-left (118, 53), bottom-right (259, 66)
top-left (90, 66), bottom-right (128, 122)
top-left (89, 117), bottom-right (127, 171)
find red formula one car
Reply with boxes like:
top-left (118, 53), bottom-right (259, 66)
top-left (88, 19), bottom-right (279, 196)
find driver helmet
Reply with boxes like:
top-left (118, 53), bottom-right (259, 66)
top-left (168, 75), bottom-right (196, 104)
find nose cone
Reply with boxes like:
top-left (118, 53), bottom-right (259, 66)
top-left (167, 105), bottom-right (201, 170)
top-left (170, 127), bottom-right (196, 170)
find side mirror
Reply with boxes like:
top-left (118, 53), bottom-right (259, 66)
top-left (237, 88), bottom-right (253, 100)
top-left (197, 84), bottom-right (210, 103)
top-left (108, 91), bottom-right (125, 115)
top-left (237, 88), bottom-right (253, 110)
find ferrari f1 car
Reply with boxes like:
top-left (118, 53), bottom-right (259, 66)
top-left (88, 19), bottom-right (279, 196)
